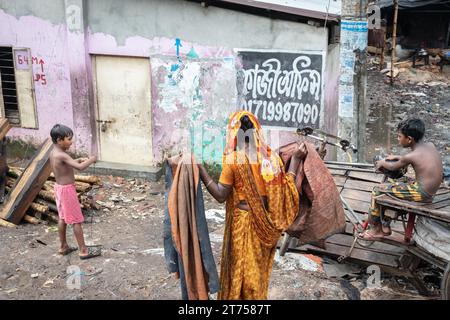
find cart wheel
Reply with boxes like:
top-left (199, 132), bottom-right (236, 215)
top-left (442, 263), bottom-right (450, 300)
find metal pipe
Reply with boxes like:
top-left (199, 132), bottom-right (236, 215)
top-left (301, 134), bottom-right (344, 149)
top-left (326, 165), bottom-right (376, 173)
top-left (325, 160), bottom-right (373, 167)
top-left (341, 195), bottom-right (364, 226)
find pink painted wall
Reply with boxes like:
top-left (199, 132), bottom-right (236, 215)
top-left (88, 33), bottom-right (234, 58)
top-left (0, 10), bottom-right (75, 147)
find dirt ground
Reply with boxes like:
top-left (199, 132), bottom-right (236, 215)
top-left (365, 61), bottom-right (450, 167)
top-left (0, 175), bottom-right (438, 300)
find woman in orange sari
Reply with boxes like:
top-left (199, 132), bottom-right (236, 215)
top-left (198, 111), bottom-right (306, 299)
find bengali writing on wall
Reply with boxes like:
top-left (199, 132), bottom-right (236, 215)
top-left (238, 50), bottom-right (324, 128)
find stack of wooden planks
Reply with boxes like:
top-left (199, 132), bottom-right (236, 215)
top-left (0, 137), bottom-right (101, 227)
top-left (0, 138), bottom-right (54, 224)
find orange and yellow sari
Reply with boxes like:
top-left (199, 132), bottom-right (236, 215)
top-left (218, 111), bottom-right (299, 300)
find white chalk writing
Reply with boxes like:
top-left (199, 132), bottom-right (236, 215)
top-left (243, 56), bottom-right (321, 102)
top-left (242, 100), bottom-right (319, 126)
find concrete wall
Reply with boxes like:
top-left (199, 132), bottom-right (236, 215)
top-left (86, 0), bottom-right (328, 52)
top-left (0, 0), bottom-right (336, 164)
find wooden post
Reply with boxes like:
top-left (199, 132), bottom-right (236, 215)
top-left (387, 103), bottom-right (392, 153)
top-left (390, 0), bottom-right (399, 86)
top-left (380, 21), bottom-right (387, 70)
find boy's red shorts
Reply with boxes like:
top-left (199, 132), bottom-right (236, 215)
top-left (54, 183), bottom-right (84, 224)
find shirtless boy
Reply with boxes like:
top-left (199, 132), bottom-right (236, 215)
top-left (50, 124), bottom-right (100, 259)
top-left (360, 118), bottom-right (443, 240)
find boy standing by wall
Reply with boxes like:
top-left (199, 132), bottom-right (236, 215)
top-left (50, 124), bottom-right (100, 259)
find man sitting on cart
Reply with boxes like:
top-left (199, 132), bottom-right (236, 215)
top-left (360, 118), bottom-right (443, 240)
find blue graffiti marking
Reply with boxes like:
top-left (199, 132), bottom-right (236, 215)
top-left (175, 38), bottom-right (182, 57)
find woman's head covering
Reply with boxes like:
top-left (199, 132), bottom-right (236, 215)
top-left (223, 110), bottom-right (283, 182)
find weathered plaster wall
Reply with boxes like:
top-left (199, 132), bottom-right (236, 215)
top-left (86, 0), bottom-right (328, 51)
top-left (0, 5), bottom-right (76, 147)
top-left (0, 0), bottom-right (93, 154)
top-left (85, 0), bottom-right (330, 163)
top-left (0, 0), bottom-right (66, 25)
top-left (1, 0), bottom-right (334, 164)
top-left (151, 56), bottom-right (236, 163)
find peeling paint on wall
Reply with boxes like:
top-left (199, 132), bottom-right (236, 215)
top-left (151, 56), bottom-right (236, 163)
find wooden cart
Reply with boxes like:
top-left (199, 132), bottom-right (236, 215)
top-left (280, 161), bottom-right (450, 300)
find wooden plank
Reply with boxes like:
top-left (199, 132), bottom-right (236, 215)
top-left (327, 165), bottom-right (376, 173)
top-left (343, 198), bottom-right (370, 214)
top-left (325, 161), bottom-right (374, 168)
top-left (376, 195), bottom-right (450, 223)
top-left (328, 168), bottom-right (347, 176)
top-left (0, 139), bottom-right (53, 224)
top-left (344, 179), bottom-right (378, 192)
top-left (348, 171), bottom-right (385, 183)
top-left (344, 209), bottom-right (367, 226)
top-left (430, 192), bottom-right (450, 204)
top-left (428, 199), bottom-right (450, 210)
top-left (341, 188), bottom-right (372, 203)
top-left (436, 187), bottom-right (450, 195)
top-left (327, 233), bottom-right (405, 254)
top-left (333, 175), bottom-right (347, 187)
top-left (304, 242), bottom-right (401, 267)
top-left (0, 118), bottom-right (12, 140)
